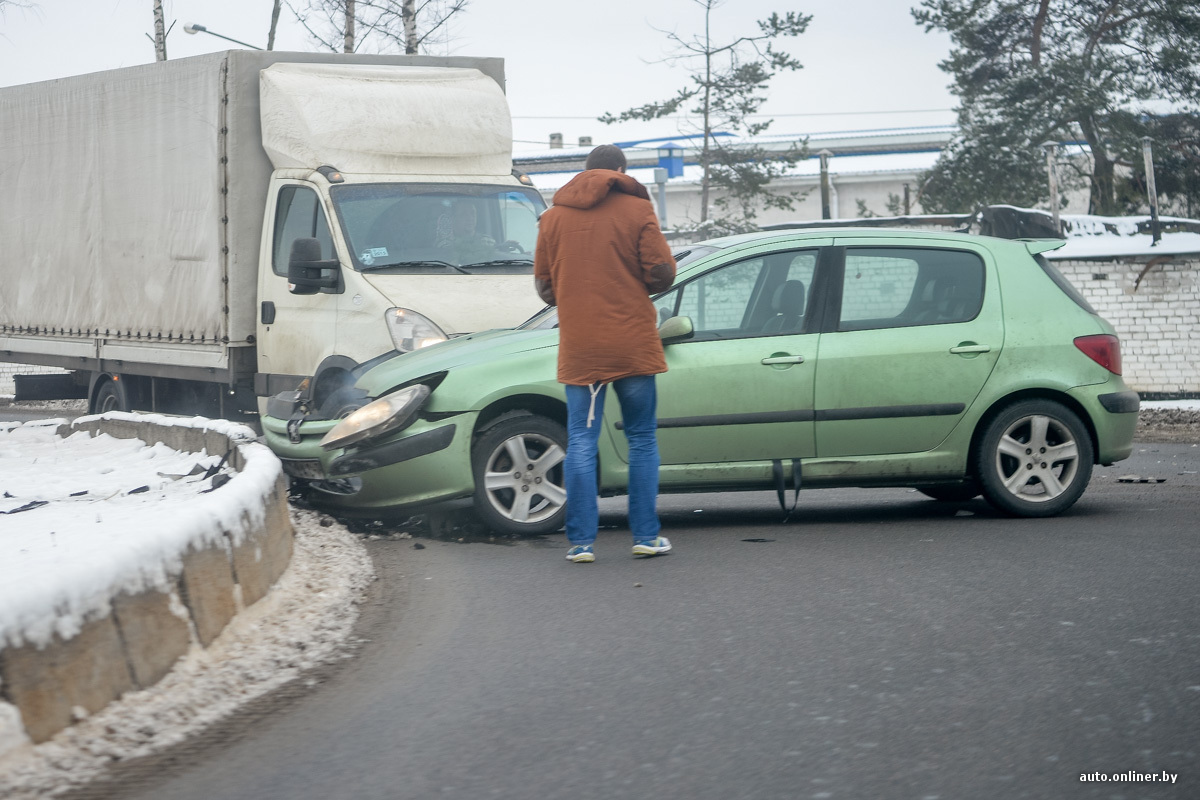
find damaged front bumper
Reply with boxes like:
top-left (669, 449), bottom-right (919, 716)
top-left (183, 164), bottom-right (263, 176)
top-left (261, 408), bottom-right (479, 512)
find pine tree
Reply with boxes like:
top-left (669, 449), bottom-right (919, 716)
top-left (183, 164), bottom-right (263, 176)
top-left (915, 0), bottom-right (1200, 215)
top-left (600, 1), bottom-right (810, 234)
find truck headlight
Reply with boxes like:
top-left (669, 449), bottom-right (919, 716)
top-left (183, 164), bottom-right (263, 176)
top-left (386, 308), bottom-right (448, 353)
top-left (319, 384), bottom-right (431, 450)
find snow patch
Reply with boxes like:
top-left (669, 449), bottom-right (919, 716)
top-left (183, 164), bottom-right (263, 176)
top-left (0, 418), bottom-right (281, 649)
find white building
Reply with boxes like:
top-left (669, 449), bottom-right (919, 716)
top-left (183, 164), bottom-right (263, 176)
top-left (515, 126), bottom-right (1093, 233)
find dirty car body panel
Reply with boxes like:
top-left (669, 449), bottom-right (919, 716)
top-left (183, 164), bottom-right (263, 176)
top-left (262, 229), bottom-right (1139, 530)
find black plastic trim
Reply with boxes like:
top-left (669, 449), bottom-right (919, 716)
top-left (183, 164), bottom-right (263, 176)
top-left (1098, 390), bottom-right (1141, 414)
top-left (329, 424), bottom-right (457, 476)
top-left (815, 403), bottom-right (965, 421)
top-left (617, 403), bottom-right (964, 430)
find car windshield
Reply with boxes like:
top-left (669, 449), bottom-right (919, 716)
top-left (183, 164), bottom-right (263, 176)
top-left (331, 183), bottom-right (547, 274)
top-left (515, 245), bottom-right (716, 330)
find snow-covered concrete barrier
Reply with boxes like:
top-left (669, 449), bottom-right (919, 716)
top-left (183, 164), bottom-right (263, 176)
top-left (0, 413), bottom-right (293, 746)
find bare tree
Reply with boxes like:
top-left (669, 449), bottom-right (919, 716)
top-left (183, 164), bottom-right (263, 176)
top-left (268, 0), bottom-right (282, 50)
top-left (152, 0), bottom-right (168, 61)
top-left (287, 0), bottom-right (467, 54)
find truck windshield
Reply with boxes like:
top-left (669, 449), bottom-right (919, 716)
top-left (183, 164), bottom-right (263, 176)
top-left (331, 183), bottom-right (547, 274)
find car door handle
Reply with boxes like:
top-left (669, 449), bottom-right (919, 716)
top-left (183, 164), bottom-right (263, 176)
top-left (761, 354), bottom-right (805, 365)
top-left (949, 344), bottom-right (991, 354)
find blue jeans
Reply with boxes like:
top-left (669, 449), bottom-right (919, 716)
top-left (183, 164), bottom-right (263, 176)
top-left (564, 375), bottom-right (661, 546)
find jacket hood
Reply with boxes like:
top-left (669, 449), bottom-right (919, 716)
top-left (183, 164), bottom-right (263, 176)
top-left (552, 169), bottom-right (650, 210)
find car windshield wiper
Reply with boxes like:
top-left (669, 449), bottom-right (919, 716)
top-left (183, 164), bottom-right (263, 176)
top-left (360, 260), bottom-right (469, 274)
top-left (459, 259), bottom-right (535, 268)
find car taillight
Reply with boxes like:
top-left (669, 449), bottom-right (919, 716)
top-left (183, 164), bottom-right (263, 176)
top-left (1074, 334), bottom-right (1122, 375)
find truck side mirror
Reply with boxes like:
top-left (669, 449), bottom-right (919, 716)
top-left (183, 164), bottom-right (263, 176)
top-left (288, 238), bottom-right (340, 294)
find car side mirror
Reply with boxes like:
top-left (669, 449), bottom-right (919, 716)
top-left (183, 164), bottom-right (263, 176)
top-left (288, 238), bottom-right (340, 294)
top-left (658, 315), bottom-right (694, 343)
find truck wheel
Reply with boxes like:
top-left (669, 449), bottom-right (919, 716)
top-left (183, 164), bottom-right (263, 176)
top-left (318, 386), bottom-right (368, 419)
top-left (93, 378), bottom-right (129, 413)
top-left (470, 414), bottom-right (567, 536)
top-left (976, 399), bottom-right (1094, 517)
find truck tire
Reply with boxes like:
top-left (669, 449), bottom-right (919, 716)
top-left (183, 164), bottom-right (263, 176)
top-left (470, 414), bottom-right (567, 536)
top-left (318, 386), bottom-right (368, 419)
top-left (92, 378), bottom-right (129, 414)
top-left (976, 399), bottom-right (1094, 517)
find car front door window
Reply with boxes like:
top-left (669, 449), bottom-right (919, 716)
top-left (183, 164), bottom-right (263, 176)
top-left (624, 247), bottom-right (826, 469)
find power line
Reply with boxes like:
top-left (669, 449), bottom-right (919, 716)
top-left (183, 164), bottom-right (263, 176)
top-left (512, 108), bottom-right (955, 120)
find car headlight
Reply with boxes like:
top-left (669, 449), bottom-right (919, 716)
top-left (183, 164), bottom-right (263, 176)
top-left (386, 308), bottom-right (448, 353)
top-left (319, 384), bottom-right (432, 450)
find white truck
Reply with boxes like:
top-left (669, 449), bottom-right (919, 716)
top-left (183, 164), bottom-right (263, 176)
top-left (0, 50), bottom-right (546, 423)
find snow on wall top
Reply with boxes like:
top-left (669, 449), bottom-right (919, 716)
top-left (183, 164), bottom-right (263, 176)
top-left (0, 415), bottom-right (281, 649)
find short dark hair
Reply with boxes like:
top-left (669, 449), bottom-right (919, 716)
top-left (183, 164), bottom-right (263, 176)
top-left (585, 144), bottom-right (627, 172)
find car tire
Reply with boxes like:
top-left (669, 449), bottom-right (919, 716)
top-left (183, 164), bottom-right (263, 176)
top-left (917, 483), bottom-right (981, 502)
top-left (976, 399), bottom-right (1094, 517)
top-left (470, 413), bottom-right (568, 536)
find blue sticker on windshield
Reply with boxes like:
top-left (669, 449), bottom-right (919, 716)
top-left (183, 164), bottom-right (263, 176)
top-left (360, 247), bottom-right (389, 265)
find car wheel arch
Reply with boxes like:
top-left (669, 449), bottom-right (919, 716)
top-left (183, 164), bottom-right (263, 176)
top-left (968, 389), bottom-right (1101, 476)
top-left (473, 393), bottom-right (568, 440)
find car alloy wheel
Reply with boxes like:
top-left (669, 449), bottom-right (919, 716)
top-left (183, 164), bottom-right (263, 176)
top-left (470, 413), bottom-right (568, 535)
top-left (976, 399), bottom-right (1094, 517)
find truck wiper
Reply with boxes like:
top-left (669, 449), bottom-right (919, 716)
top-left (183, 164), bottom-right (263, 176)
top-left (459, 259), bottom-right (535, 268)
top-left (360, 260), bottom-right (469, 275)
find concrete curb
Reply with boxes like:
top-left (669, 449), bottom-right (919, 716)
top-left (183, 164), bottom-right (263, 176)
top-left (0, 415), bottom-right (294, 745)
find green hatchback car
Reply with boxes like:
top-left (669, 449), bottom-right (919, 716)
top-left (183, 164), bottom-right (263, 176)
top-left (263, 229), bottom-right (1139, 534)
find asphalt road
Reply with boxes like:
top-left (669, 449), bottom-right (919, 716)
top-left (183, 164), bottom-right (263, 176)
top-left (62, 441), bottom-right (1198, 800)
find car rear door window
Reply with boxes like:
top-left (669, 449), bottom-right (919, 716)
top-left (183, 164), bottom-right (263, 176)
top-left (838, 247), bottom-right (985, 331)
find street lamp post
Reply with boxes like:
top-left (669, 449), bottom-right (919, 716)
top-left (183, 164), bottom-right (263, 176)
top-left (183, 23), bottom-right (263, 50)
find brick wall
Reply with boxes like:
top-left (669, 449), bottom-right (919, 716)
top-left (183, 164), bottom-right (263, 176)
top-left (1055, 256), bottom-right (1200, 395)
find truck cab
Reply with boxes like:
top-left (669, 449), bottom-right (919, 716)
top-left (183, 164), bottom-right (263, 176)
top-left (255, 62), bottom-right (547, 419)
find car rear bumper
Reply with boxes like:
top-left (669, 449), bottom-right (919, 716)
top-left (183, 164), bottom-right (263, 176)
top-left (1071, 385), bottom-right (1138, 464)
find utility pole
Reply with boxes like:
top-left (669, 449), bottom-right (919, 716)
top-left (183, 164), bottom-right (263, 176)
top-left (818, 149), bottom-right (832, 220)
top-left (1142, 136), bottom-right (1162, 245)
top-left (1041, 141), bottom-right (1061, 236)
top-left (152, 0), bottom-right (168, 61)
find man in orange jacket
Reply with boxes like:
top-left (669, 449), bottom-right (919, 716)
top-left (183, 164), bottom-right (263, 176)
top-left (534, 144), bottom-right (677, 563)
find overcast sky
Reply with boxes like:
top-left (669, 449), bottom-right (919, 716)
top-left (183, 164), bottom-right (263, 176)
top-left (0, 0), bottom-right (958, 154)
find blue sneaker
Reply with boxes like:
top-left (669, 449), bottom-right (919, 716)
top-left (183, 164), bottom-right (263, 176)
top-left (632, 536), bottom-right (672, 557)
top-left (566, 545), bottom-right (595, 563)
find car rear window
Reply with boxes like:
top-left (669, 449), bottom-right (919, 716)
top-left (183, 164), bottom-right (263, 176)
top-left (1033, 254), bottom-right (1096, 314)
